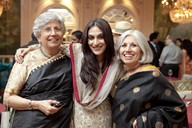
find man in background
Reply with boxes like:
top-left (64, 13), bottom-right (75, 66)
top-left (148, 32), bottom-right (161, 67)
top-left (159, 35), bottom-right (182, 78)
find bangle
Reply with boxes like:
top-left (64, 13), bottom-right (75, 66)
top-left (29, 100), bottom-right (33, 110)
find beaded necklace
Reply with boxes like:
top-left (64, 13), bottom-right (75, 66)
top-left (40, 46), bottom-right (51, 59)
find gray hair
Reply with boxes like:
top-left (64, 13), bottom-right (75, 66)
top-left (116, 29), bottom-right (153, 64)
top-left (33, 11), bottom-right (66, 37)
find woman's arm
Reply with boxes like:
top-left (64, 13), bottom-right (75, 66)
top-left (4, 53), bottom-right (61, 115)
top-left (3, 92), bottom-right (60, 115)
top-left (15, 44), bottom-right (40, 63)
top-left (15, 43), bottom-right (71, 63)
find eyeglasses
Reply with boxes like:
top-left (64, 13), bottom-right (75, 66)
top-left (42, 27), bottom-right (62, 34)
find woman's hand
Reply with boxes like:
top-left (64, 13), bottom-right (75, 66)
top-left (33, 100), bottom-right (61, 115)
top-left (133, 119), bottom-right (138, 128)
top-left (15, 47), bottom-right (32, 64)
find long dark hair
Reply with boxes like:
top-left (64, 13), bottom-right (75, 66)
top-left (80, 18), bottom-right (115, 87)
top-left (183, 39), bottom-right (192, 60)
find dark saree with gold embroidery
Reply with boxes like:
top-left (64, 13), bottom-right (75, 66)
top-left (12, 56), bottom-right (73, 128)
top-left (112, 70), bottom-right (188, 128)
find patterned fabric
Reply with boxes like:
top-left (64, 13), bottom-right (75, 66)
top-left (5, 51), bottom-right (73, 128)
top-left (68, 43), bottom-right (123, 127)
top-left (112, 65), bottom-right (188, 128)
top-left (71, 98), bottom-right (112, 128)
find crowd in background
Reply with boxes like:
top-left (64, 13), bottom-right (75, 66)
top-left (148, 31), bottom-right (192, 80)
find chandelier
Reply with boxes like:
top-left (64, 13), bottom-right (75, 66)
top-left (0, 0), bottom-right (10, 16)
top-left (161, 0), bottom-right (192, 23)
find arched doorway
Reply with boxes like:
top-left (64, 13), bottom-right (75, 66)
top-left (102, 8), bottom-right (135, 30)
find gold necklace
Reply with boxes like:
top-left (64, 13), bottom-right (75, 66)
top-left (40, 46), bottom-right (51, 59)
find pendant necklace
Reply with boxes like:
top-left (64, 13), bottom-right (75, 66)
top-left (40, 46), bottom-right (51, 59)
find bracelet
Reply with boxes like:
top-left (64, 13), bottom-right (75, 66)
top-left (29, 100), bottom-right (33, 110)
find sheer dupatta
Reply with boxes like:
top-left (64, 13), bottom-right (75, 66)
top-left (69, 43), bottom-right (123, 109)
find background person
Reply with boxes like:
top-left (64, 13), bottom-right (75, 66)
top-left (112, 29), bottom-right (188, 128)
top-left (159, 35), bottom-right (182, 78)
top-left (179, 39), bottom-right (192, 79)
top-left (71, 30), bottom-right (83, 43)
top-left (0, 61), bottom-right (12, 73)
top-left (0, 61), bottom-right (13, 97)
top-left (12, 32), bottom-right (39, 65)
top-left (175, 38), bottom-right (183, 49)
top-left (154, 31), bottom-right (165, 55)
top-left (3, 11), bottom-right (73, 128)
top-left (112, 21), bottom-right (132, 44)
top-left (148, 31), bottom-right (161, 67)
top-left (22, 32), bottom-right (39, 47)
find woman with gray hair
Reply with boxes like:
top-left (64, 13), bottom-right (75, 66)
top-left (112, 30), bottom-right (188, 128)
top-left (3, 11), bottom-right (73, 128)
